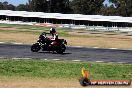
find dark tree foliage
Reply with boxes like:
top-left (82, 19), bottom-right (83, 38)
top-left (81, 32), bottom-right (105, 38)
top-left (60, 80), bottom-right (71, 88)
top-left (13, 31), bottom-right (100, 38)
top-left (50, 0), bottom-right (71, 13)
top-left (28, 0), bottom-right (47, 12)
top-left (28, 0), bottom-right (71, 13)
top-left (70, 0), bottom-right (105, 15)
top-left (0, 0), bottom-right (131, 17)
top-left (109, 0), bottom-right (132, 16)
top-left (0, 1), bottom-right (16, 10)
top-left (0, 2), bottom-right (4, 9)
top-left (16, 4), bottom-right (29, 11)
top-left (7, 4), bottom-right (16, 10)
top-left (0, 1), bottom-right (9, 10)
top-left (0, 1), bottom-right (29, 11)
top-left (100, 4), bottom-right (117, 16)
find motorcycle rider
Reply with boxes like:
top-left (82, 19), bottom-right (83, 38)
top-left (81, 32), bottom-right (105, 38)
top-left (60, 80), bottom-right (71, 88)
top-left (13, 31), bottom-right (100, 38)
top-left (39, 32), bottom-right (46, 44)
top-left (31, 27), bottom-right (66, 53)
top-left (49, 27), bottom-right (58, 47)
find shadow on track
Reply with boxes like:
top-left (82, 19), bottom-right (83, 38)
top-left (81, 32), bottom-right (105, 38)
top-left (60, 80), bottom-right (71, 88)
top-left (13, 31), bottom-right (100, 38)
top-left (38, 51), bottom-right (72, 55)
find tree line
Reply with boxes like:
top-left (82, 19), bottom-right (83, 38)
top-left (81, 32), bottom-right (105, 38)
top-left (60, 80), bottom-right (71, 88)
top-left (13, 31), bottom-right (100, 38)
top-left (0, 1), bottom-right (29, 11)
top-left (0, 0), bottom-right (131, 17)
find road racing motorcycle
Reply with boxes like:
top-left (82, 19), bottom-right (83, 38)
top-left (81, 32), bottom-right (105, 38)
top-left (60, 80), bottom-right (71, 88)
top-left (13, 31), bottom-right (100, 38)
top-left (31, 32), bottom-right (67, 54)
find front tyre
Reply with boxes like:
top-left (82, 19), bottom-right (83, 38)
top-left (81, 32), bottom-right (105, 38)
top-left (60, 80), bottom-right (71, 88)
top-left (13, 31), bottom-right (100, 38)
top-left (79, 77), bottom-right (90, 86)
top-left (31, 43), bottom-right (41, 52)
top-left (56, 44), bottom-right (66, 54)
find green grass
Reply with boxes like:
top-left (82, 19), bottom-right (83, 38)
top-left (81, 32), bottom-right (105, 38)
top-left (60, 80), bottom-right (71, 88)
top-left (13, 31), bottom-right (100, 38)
top-left (0, 29), bottom-right (41, 35)
top-left (0, 23), bottom-right (113, 37)
top-left (0, 59), bottom-right (132, 80)
top-left (0, 24), bottom-right (18, 27)
top-left (0, 23), bottom-right (71, 36)
top-left (0, 23), bottom-right (125, 38)
top-left (0, 28), bottom-right (103, 39)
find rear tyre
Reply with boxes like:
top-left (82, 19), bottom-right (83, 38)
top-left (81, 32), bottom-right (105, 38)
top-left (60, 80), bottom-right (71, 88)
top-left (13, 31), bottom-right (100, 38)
top-left (56, 44), bottom-right (66, 54)
top-left (31, 43), bottom-right (41, 52)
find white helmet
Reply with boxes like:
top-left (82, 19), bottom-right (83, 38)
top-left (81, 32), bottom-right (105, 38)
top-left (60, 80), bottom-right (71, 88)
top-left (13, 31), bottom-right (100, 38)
top-left (50, 28), bottom-right (56, 34)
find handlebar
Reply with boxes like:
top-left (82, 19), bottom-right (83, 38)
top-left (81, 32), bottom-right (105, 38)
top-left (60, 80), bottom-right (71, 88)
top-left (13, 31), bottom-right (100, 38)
top-left (45, 32), bottom-right (50, 34)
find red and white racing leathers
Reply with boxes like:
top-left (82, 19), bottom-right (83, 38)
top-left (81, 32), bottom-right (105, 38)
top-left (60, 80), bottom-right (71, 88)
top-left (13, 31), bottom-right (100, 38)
top-left (50, 32), bottom-right (58, 45)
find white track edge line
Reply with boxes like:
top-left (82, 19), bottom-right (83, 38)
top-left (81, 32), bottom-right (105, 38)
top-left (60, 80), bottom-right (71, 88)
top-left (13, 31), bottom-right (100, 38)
top-left (72, 60), bottom-right (81, 62)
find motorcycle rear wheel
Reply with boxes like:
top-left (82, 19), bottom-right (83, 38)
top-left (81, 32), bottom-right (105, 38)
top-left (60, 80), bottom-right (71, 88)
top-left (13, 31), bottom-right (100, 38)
top-left (56, 44), bottom-right (66, 54)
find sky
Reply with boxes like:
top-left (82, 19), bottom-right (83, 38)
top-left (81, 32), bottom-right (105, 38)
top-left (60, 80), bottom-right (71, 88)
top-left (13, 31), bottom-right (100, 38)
top-left (0, 0), bottom-right (109, 6)
top-left (103, 0), bottom-right (109, 5)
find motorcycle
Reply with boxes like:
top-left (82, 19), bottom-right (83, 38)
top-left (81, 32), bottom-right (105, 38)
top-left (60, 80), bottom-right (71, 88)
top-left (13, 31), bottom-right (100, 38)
top-left (31, 32), bottom-right (67, 54)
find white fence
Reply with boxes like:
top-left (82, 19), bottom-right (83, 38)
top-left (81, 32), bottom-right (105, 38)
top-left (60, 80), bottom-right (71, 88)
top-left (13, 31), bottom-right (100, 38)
top-left (0, 20), bottom-right (34, 25)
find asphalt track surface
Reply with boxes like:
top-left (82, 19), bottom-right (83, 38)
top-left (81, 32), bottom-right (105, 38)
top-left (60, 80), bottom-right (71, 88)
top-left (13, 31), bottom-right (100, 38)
top-left (0, 44), bottom-right (132, 63)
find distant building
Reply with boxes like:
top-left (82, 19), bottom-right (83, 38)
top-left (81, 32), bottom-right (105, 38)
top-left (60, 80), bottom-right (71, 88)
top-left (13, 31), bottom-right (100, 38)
top-left (0, 10), bottom-right (132, 27)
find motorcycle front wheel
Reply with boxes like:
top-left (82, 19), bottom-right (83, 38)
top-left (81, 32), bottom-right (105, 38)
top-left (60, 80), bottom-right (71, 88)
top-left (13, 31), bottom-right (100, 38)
top-left (31, 43), bottom-right (41, 52)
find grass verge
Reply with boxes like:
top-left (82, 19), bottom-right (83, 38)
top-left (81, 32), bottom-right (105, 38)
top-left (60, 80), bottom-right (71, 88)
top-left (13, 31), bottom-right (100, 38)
top-left (0, 59), bottom-right (132, 80)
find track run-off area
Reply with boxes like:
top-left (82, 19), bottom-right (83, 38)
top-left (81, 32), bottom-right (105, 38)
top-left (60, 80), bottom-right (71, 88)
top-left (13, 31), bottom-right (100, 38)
top-left (0, 43), bottom-right (132, 63)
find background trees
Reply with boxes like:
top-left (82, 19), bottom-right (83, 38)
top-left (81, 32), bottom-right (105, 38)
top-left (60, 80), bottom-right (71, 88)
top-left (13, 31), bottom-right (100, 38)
top-left (109, 0), bottom-right (132, 16)
top-left (70, 0), bottom-right (104, 15)
top-left (16, 4), bottom-right (29, 11)
top-left (0, 1), bottom-right (29, 11)
top-left (28, 0), bottom-right (47, 12)
top-left (0, 0), bottom-right (131, 16)
top-left (28, 0), bottom-right (71, 13)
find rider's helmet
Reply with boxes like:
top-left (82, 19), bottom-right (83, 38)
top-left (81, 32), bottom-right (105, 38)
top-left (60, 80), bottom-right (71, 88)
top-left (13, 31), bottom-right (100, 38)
top-left (50, 28), bottom-right (56, 34)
